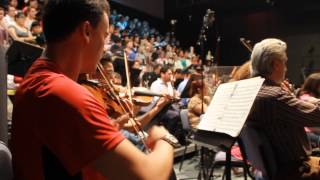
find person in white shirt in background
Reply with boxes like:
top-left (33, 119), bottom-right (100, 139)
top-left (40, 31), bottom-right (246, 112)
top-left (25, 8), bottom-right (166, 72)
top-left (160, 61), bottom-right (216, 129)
top-left (142, 66), bottom-right (182, 141)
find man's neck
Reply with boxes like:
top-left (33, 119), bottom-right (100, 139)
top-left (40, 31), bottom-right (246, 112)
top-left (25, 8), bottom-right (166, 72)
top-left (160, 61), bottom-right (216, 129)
top-left (268, 74), bottom-right (282, 85)
top-left (44, 43), bottom-right (82, 81)
top-left (160, 78), bottom-right (169, 84)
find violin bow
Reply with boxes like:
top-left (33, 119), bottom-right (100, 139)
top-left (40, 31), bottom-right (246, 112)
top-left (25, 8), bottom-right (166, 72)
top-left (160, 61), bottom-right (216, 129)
top-left (97, 63), bottom-right (150, 150)
top-left (123, 52), bottom-right (150, 153)
top-left (98, 63), bottom-right (127, 112)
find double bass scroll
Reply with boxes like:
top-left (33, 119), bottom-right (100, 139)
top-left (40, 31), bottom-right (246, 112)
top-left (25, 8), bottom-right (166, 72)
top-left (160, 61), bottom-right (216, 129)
top-left (240, 37), bottom-right (253, 52)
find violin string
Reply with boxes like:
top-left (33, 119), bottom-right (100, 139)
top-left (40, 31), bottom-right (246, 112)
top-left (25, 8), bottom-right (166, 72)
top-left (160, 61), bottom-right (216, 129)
top-left (97, 63), bottom-right (142, 136)
top-left (97, 63), bottom-right (150, 152)
top-left (97, 64), bottom-right (126, 110)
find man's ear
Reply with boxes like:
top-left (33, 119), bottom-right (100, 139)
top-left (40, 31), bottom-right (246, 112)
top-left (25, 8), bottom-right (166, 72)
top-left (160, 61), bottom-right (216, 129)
top-left (80, 21), bottom-right (91, 43)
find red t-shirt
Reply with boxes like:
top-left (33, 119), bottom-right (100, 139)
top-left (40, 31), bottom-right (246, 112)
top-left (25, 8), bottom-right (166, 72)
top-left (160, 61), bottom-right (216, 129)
top-left (11, 59), bottom-right (125, 180)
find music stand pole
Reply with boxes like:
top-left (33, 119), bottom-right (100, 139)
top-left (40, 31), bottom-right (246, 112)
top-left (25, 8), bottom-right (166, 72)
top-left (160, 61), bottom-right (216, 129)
top-left (198, 9), bottom-right (215, 114)
top-left (197, 11), bottom-right (209, 114)
top-left (0, 45), bottom-right (7, 144)
top-left (199, 32), bottom-right (205, 114)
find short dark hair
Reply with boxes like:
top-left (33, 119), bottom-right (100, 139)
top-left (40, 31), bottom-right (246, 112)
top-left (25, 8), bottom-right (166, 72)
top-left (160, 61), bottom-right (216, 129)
top-left (42, 0), bottom-right (110, 43)
top-left (160, 65), bottom-right (171, 74)
top-left (182, 69), bottom-right (190, 74)
top-left (175, 68), bottom-right (182, 74)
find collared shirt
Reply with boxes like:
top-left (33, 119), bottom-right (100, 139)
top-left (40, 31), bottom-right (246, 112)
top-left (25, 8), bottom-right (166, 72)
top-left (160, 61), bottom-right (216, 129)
top-left (150, 78), bottom-right (175, 97)
top-left (177, 78), bottom-right (189, 94)
top-left (177, 78), bottom-right (190, 107)
top-left (140, 78), bottom-right (175, 112)
top-left (246, 80), bottom-right (320, 164)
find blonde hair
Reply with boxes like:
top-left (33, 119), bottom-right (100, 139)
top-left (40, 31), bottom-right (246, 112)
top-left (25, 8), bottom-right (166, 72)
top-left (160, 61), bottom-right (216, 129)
top-left (230, 60), bottom-right (252, 81)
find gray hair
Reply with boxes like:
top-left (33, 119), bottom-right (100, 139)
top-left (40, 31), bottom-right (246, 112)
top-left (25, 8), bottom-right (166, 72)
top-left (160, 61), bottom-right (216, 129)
top-left (251, 38), bottom-right (287, 77)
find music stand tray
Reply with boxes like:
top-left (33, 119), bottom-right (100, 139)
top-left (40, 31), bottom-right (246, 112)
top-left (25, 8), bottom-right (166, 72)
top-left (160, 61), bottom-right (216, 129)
top-left (6, 40), bottom-right (43, 77)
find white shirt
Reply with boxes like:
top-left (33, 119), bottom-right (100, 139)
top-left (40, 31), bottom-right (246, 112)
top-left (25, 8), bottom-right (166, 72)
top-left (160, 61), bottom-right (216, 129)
top-left (3, 15), bottom-right (15, 29)
top-left (140, 78), bottom-right (176, 112)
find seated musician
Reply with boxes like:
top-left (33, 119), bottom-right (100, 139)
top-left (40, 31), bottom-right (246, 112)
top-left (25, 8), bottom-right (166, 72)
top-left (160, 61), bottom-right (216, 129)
top-left (297, 73), bottom-right (320, 148)
top-left (80, 55), bottom-right (173, 150)
top-left (99, 56), bottom-right (172, 130)
top-left (298, 73), bottom-right (320, 103)
top-left (247, 38), bottom-right (320, 179)
top-left (187, 77), bottom-right (210, 129)
top-left (11, 1), bottom-right (176, 179)
top-left (141, 66), bottom-right (182, 137)
top-left (177, 69), bottom-right (192, 108)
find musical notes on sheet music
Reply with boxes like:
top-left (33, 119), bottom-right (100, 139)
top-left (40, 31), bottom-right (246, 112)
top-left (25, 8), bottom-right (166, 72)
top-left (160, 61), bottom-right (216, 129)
top-left (197, 77), bottom-right (265, 137)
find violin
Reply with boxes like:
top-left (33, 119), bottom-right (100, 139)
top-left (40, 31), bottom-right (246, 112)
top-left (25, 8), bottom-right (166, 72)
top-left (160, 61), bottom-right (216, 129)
top-left (79, 64), bottom-right (149, 151)
top-left (79, 75), bottom-right (134, 119)
top-left (127, 87), bottom-right (180, 105)
top-left (96, 79), bottom-right (165, 107)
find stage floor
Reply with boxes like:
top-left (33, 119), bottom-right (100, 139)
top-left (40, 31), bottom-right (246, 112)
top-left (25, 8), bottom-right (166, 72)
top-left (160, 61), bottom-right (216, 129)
top-left (173, 148), bottom-right (246, 180)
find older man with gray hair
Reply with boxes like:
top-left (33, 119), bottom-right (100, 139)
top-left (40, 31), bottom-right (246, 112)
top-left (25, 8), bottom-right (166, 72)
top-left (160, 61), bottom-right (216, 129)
top-left (246, 38), bottom-right (320, 179)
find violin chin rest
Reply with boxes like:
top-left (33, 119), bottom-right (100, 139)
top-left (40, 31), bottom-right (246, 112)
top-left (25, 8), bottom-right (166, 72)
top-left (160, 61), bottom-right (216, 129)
top-left (132, 98), bottom-right (152, 106)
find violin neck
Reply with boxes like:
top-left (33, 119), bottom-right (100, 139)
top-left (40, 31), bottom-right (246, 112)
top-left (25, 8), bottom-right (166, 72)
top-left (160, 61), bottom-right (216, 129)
top-left (133, 89), bottom-right (163, 97)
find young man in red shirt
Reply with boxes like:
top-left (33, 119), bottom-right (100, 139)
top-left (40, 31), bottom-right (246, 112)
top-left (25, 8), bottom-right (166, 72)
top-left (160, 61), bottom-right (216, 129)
top-left (11, 0), bottom-right (176, 179)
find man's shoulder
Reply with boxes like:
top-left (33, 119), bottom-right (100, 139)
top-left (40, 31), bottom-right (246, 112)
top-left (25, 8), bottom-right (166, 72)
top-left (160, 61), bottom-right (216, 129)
top-left (24, 70), bottom-right (71, 87)
top-left (257, 83), bottom-right (298, 105)
top-left (150, 78), bottom-right (162, 86)
top-left (259, 84), bottom-right (282, 97)
top-left (19, 67), bottom-right (86, 100)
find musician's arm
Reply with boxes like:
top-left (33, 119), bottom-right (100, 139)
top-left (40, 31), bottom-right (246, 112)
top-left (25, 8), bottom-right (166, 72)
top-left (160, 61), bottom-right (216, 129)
top-left (118, 97), bottom-right (170, 132)
top-left (190, 97), bottom-right (208, 116)
top-left (135, 97), bottom-right (170, 127)
top-left (277, 89), bottom-right (320, 127)
top-left (91, 126), bottom-right (174, 180)
top-left (193, 103), bottom-right (208, 115)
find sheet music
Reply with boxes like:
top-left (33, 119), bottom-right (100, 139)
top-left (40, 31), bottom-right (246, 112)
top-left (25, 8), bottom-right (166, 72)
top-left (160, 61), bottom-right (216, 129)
top-left (197, 77), bottom-right (265, 137)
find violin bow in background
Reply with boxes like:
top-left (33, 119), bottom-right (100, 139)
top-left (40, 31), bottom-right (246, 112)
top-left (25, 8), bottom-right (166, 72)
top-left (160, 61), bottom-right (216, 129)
top-left (123, 52), bottom-right (150, 153)
top-left (97, 62), bottom-right (149, 151)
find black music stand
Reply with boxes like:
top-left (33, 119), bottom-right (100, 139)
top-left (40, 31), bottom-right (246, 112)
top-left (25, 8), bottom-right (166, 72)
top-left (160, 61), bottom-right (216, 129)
top-left (193, 130), bottom-right (252, 180)
top-left (6, 40), bottom-right (43, 77)
top-left (193, 77), bottom-right (265, 180)
top-left (131, 67), bottom-right (142, 87)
